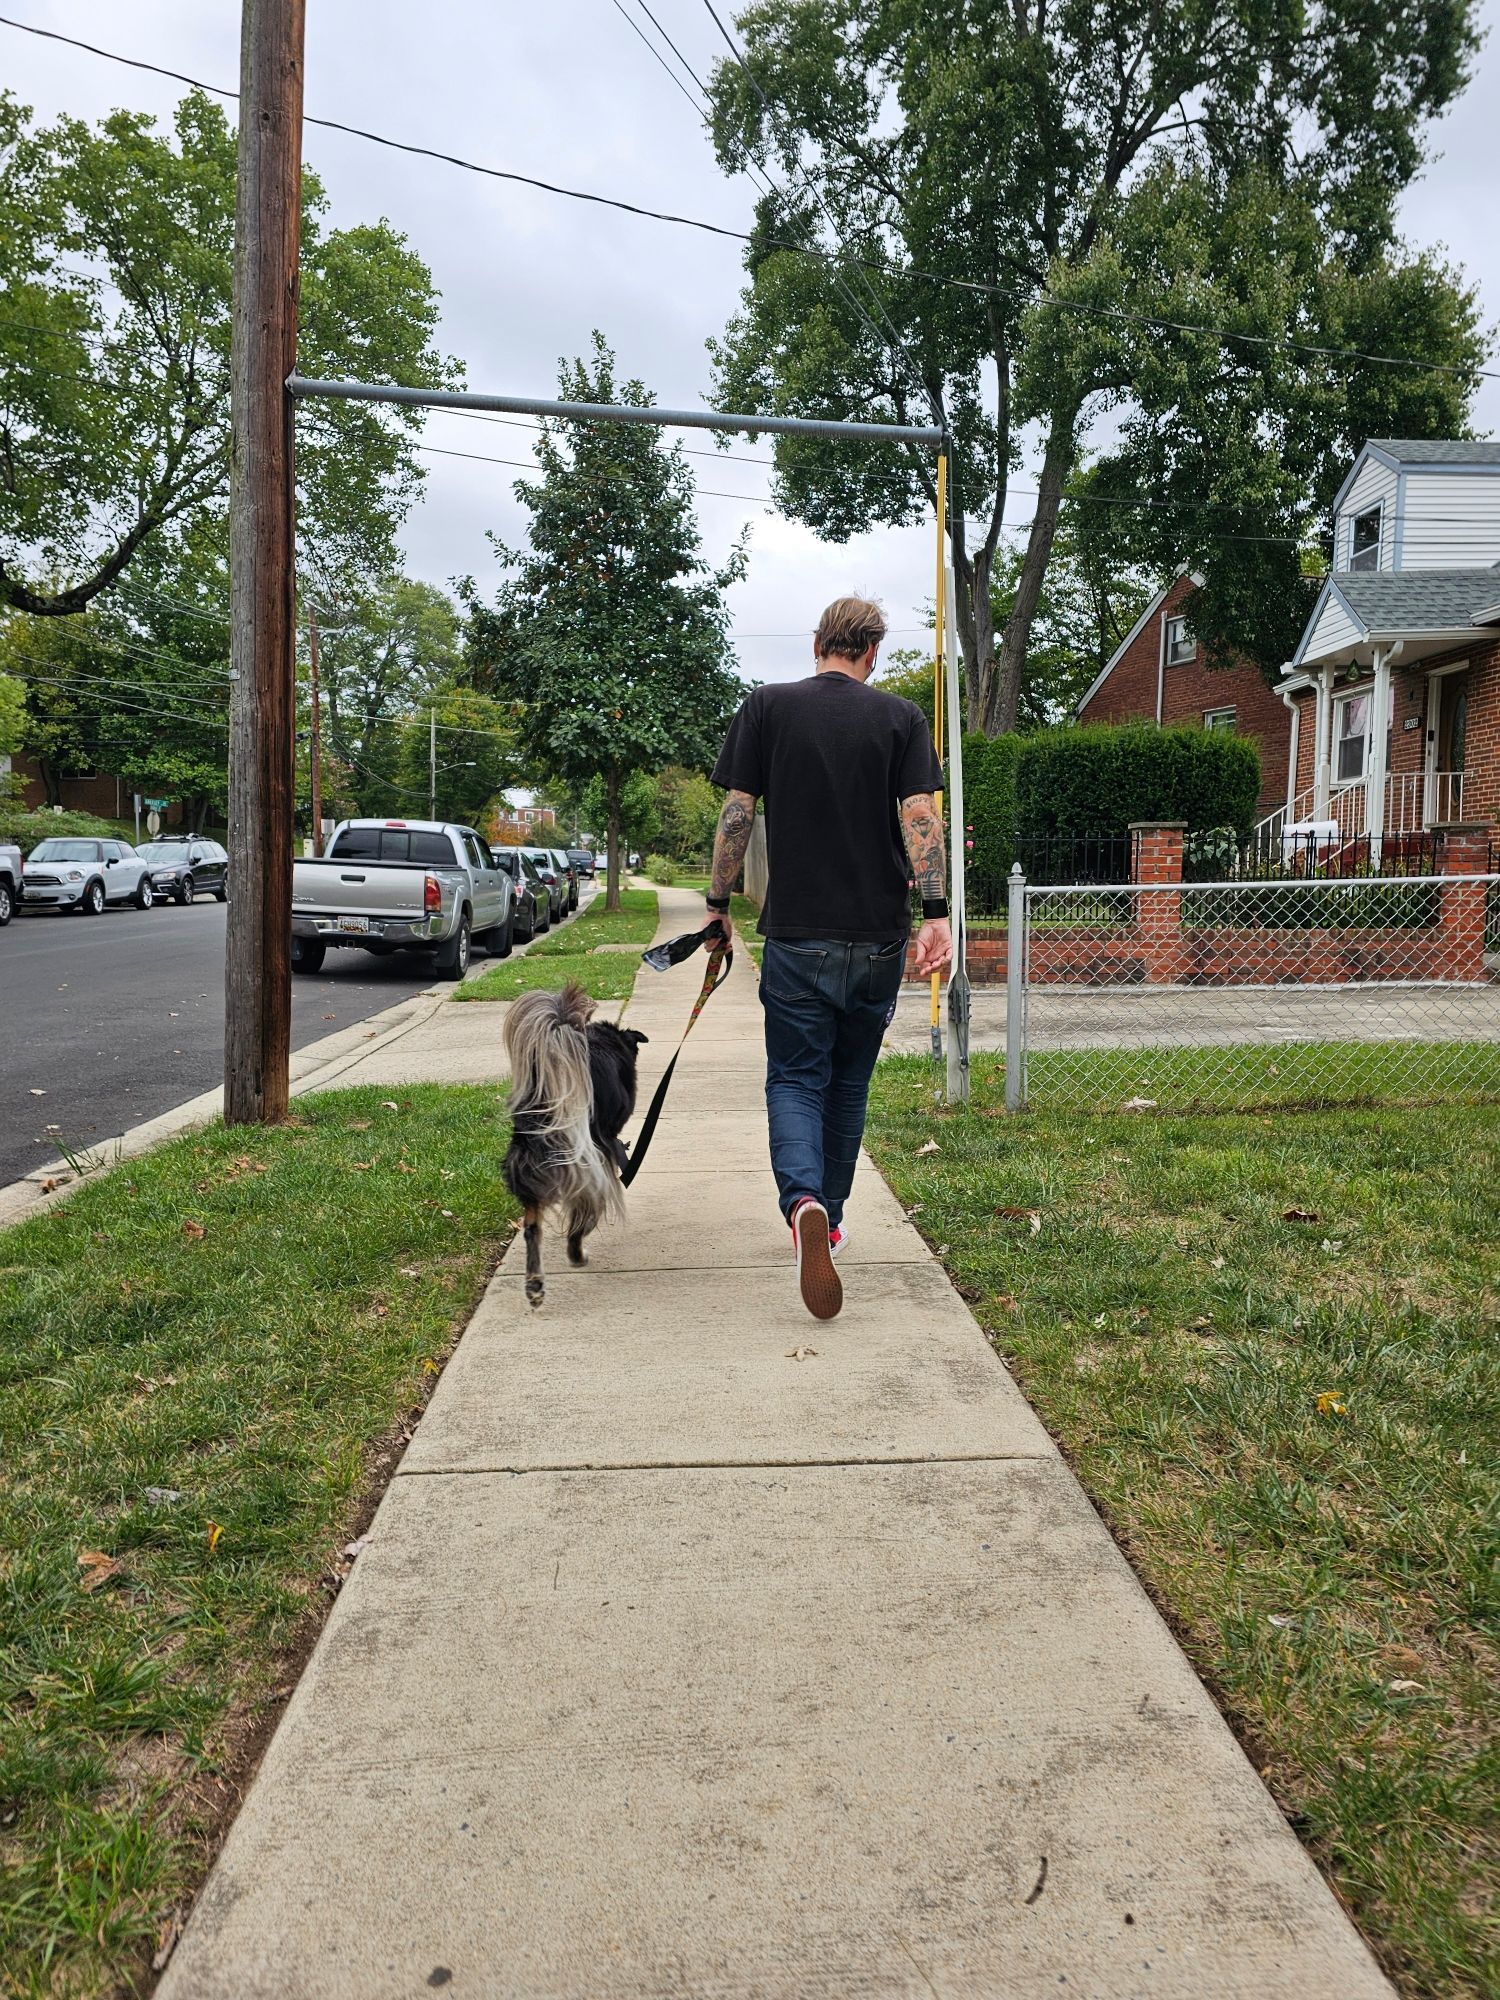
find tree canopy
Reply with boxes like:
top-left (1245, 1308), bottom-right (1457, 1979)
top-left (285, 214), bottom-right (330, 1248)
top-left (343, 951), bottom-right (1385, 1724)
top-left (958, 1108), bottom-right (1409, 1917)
top-left (706, 0), bottom-right (1488, 730)
top-left (0, 88), bottom-right (457, 616)
top-left (469, 335), bottom-right (747, 908)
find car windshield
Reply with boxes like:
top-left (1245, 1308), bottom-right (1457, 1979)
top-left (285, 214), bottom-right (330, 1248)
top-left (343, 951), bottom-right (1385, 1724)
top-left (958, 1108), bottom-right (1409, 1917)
top-left (29, 840), bottom-right (99, 861)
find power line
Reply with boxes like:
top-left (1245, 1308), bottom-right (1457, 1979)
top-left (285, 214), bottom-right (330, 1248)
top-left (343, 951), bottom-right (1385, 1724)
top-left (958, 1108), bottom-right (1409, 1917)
top-left (415, 438), bottom-right (775, 505)
top-left (3, 11), bottom-right (1489, 383)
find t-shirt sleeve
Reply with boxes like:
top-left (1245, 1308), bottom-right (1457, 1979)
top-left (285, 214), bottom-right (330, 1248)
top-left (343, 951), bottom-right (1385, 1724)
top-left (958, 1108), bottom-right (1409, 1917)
top-left (896, 706), bottom-right (944, 800)
top-left (710, 693), bottom-right (764, 796)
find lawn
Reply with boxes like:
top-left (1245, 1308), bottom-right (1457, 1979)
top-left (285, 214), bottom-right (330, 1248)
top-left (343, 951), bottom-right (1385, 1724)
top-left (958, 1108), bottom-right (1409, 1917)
top-left (0, 1085), bottom-right (517, 1998)
top-left (864, 1052), bottom-right (1498, 1998)
top-left (456, 887), bottom-right (659, 1003)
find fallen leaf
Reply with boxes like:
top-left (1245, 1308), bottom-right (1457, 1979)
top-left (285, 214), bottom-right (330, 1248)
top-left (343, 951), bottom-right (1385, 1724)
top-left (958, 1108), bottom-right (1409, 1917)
top-left (785, 1345), bottom-right (818, 1361)
top-left (440, 1208), bottom-right (455, 1219)
top-left (206, 1521), bottom-right (224, 1553)
top-left (398, 1266), bottom-right (421, 1279)
top-left (180, 1219), bottom-right (207, 1240)
top-left (1387, 1678), bottom-right (1424, 1695)
top-left (77, 1549), bottom-right (122, 1593)
top-left (380, 1100), bottom-right (399, 1112)
top-left (142, 1487), bottom-right (183, 1508)
top-left (915, 1139), bottom-right (941, 1156)
top-left (996, 1206), bottom-right (1042, 1235)
top-left (28, 1088), bottom-right (46, 1097)
top-left (1281, 1207), bottom-right (1320, 1223)
top-left (1321, 1238), bottom-right (1345, 1254)
top-left (1092, 1312), bottom-right (1108, 1328)
top-left (1315, 1390), bottom-right (1348, 1416)
top-left (993, 1293), bottom-right (1019, 1311)
top-left (343, 1535), bottom-right (373, 1560)
top-left (322, 1012), bottom-right (337, 1020)
top-left (347, 1120), bottom-right (372, 1131)
top-left (1122, 1096), bottom-right (1157, 1111)
top-left (1267, 1612), bottom-right (1298, 1629)
top-left (40, 1176), bottom-right (70, 1194)
top-left (420, 1356), bottom-right (441, 1375)
top-left (396, 1160), bottom-right (415, 1173)
top-left (151, 1914), bottom-right (182, 1973)
top-left (352, 1161), bottom-right (374, 1171)
top-left (1210, 1255), bottom-right (1225, 1269)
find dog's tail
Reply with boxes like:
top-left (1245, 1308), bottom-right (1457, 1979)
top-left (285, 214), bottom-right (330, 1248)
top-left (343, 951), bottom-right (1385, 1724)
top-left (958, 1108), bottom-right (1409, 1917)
top-left (503, 981), bottom-right (624, 1235)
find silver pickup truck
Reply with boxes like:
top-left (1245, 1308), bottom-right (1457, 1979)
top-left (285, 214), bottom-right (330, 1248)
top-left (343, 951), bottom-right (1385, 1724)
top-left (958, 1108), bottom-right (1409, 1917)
top-left (290, 818), bottom-right (515, 979)
top-left (0, 841), bottom-right (20, 926)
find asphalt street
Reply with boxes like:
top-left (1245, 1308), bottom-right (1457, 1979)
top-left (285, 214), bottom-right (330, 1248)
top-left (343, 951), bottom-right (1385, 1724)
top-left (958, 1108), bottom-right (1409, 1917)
top-left (0, 897), bottom-right (475, 1188)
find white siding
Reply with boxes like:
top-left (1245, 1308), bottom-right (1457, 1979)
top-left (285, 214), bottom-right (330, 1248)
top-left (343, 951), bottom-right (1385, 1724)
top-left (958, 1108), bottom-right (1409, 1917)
top-left (1334, 454), bottom-right (1399, 569)
top-left (1397, 468), bottom-right (1500, 568)
top-left (1299, 589), bottom-right (1363, 665)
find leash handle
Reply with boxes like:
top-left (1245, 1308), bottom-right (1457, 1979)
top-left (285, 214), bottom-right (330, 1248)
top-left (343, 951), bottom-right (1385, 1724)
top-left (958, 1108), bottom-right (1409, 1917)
top-left (619, 942), bottom-right (731, 1188)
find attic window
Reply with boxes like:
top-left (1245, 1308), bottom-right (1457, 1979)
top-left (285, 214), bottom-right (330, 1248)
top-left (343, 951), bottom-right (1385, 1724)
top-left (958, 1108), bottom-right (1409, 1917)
top-left (1349, 505), bottom-right (1381, 572)
top-left (1163, 614), bottom-right (1196, 664)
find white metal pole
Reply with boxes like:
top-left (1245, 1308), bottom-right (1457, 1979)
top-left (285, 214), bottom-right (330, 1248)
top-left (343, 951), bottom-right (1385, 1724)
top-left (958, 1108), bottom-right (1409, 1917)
top-left (1005, 862), bottom-right (1025, 1112)
top-left (943, 567), bottom-right (970, 1104)
top-left (429, 708), bottom-right (436, 821)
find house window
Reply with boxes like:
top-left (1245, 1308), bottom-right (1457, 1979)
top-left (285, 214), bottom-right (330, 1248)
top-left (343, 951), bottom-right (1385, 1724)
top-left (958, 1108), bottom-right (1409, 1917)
top-left (1203, 707), bottom-right (1236, 733)
top-left (1349, 505), bottom-right (1382, 572)
top-left (1333, 688), bottom-right (1390, 783)
top-left (1163, 615), bottom-right (1196, 664)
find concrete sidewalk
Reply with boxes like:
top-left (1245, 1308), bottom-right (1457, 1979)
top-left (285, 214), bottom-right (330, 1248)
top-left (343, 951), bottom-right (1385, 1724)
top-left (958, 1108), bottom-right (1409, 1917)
top-left (158, 886), bottom-right (1391, 1999)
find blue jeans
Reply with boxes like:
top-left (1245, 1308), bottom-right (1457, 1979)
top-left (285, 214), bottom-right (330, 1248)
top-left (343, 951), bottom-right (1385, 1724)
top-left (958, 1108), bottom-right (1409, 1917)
top-left (759, 936), bottom-right (908, 1227)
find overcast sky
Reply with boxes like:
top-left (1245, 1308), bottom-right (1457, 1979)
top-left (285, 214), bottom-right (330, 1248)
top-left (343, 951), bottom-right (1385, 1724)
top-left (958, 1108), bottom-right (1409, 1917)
top-left (6, 0), bottom-right (1498, 693)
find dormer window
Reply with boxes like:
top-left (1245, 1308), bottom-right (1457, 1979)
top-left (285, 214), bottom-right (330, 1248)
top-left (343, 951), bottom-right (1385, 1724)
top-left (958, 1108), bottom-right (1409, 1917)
top-left (1349, 506), bottom-right (1381, 571)
top-left (1163, 614), bottom-right (1196, 664)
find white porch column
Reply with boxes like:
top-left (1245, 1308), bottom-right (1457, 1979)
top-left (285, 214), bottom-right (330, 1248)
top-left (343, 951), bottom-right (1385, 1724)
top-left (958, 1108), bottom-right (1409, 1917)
top-left (1364, 645), bottom-right (1392, 860)
top-left (1313, 665), bottom-right (1334, 819)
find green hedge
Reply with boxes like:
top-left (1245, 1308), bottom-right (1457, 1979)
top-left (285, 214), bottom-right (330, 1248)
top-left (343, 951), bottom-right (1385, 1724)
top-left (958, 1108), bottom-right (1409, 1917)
top-left (1014, 724), bottom-right (1261, 843)
top-left (0, 805), bottom-right (122, 851)
top-left (957, 731), bottom-right (1021, 885)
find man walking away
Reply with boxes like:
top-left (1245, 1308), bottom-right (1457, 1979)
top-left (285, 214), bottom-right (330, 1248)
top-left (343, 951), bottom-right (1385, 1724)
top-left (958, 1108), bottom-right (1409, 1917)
top-left (707, 596), bottom-right (951, 1320)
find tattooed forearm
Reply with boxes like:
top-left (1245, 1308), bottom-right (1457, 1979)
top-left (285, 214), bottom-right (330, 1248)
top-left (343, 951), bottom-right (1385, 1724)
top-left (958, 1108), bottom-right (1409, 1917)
top-left (710, 789), bottom-right (757, 900)
top-left (900, 793), bottom-right (946, 901)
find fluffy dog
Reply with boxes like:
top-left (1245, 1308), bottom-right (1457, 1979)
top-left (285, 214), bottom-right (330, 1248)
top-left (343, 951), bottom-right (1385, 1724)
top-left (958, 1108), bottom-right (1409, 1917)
top-left (502, 982), bottom-right (647, 1306)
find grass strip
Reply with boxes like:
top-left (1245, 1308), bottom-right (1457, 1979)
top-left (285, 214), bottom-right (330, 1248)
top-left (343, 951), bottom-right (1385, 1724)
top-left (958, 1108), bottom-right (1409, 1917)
top-left (1018, 1039), bottom-right (1500, 1114)
top-left (864, 1052), bottom-right (1498, 1999)
top-left (0, 1084), bottom-right (516, 1997)
top-left (457, 888), bottom-right (658, 1002)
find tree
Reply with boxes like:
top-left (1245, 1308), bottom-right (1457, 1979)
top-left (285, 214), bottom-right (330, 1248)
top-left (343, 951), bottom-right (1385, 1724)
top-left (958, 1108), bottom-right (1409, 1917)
top-left (0, 88), bottom-right (457, 616)
top-left (390, 684), bottom-right (518, 827)
top-left (655, 765), bottom-right (722, 860)
top-left (469, 336), bottom-right (747, 910)
top-left (706, 0), bottom-right (1487, 732)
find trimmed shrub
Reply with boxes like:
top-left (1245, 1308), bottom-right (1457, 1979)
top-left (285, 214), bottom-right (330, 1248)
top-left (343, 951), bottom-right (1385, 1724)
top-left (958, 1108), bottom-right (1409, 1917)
top-left (957, 731), bottom-right (1021, 911)
top-left (643, 853), bottom-right (678, 885)
top-left (1014, 724), bottom-right (1261, 844)
top-left (0, 805), bottom-right (121, 851)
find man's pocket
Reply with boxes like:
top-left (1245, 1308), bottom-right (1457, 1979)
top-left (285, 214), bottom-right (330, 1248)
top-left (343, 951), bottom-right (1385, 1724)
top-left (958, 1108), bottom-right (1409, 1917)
top-left (863, 937), bottom-right (908, 1006)
top-left (761, 939), bottom-right (830, 1005)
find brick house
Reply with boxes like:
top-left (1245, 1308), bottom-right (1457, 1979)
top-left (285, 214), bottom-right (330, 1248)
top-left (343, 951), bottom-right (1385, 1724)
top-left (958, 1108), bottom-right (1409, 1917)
top-left (1073, 571), bottom-right (1292, 810)
top-left (1270, 438), bottom-right (1500, 851)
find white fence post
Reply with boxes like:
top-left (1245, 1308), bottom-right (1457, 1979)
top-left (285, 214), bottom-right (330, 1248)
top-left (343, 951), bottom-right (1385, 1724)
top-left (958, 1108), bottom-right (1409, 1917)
top-left (1005, 862), bottom-right (1025, 1112)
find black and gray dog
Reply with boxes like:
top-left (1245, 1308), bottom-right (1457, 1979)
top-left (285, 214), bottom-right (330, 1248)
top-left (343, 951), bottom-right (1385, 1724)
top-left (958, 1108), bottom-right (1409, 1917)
top-left (502, 982), bottom-right (647, 1306)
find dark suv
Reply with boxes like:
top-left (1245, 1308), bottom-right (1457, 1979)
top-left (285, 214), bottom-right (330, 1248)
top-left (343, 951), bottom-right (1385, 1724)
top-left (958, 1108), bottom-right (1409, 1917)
top-left (567, 847), bottom-right (596, 880)
top-left (135, 835), bottom-right (229, 904)
top-left (490, 847), bottom-right (551, 940)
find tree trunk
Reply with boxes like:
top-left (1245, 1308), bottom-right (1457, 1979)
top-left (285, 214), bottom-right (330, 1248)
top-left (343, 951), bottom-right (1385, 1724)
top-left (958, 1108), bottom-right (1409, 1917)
top-left (605, 766), bottom-right (621, 914)
top-left (984, 425), bottom-right (1072, 736)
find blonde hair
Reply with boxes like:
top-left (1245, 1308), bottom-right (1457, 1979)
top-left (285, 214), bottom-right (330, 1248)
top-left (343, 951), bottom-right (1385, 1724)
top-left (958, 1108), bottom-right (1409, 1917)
top-left (814, 595), bottom-right (888, 662)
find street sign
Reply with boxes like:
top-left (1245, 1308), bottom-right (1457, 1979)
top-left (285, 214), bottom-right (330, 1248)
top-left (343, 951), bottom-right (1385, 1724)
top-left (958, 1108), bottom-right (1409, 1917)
top-left (145, 797), bottom-right (170, 809)
top-left (146, 810), bottom-right (161, 837)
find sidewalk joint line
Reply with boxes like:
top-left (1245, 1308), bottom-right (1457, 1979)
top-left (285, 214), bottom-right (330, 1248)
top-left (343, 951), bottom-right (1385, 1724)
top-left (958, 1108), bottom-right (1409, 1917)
top-left (395, 1450), bottom-right (1054, 1478)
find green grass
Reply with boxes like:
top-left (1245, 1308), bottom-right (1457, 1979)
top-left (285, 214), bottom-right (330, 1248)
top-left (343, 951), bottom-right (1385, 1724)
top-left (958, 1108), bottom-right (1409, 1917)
top-left (456, 888), bottom-right (658, 1002)
top-left (864, 1053), bottom-right (1499, 1999)
top-left (0, 1085), bottom-right (517, 1998)
top-left (1020, 1039), bottom-right (1500, 1114)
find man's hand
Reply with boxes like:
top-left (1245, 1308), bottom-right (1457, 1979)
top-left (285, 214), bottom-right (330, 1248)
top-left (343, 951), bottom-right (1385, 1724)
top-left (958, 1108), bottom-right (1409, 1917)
top-left (706, 903), bottom-right (735, 958)
top-left (911, 918), bottom-right (952, 976)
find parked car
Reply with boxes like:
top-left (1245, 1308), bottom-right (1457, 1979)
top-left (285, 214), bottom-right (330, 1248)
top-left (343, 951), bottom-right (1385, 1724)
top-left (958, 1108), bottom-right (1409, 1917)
top-left (135, 835), bottom-right (229, 904)
top-left (21, 837), bottom-right (156, 914)
top-left (549, 848), bottom-right (579, 912)
top-left (291, 819), bottom-right (514, 979)
top-left (0, 841), bottom-right (21, 926)
top-left (520, 845), bottom-right (569, 924)
top-left (567, 847), bottom-right (596, 880)
top-left (490, 847), bottom-right (551, 940)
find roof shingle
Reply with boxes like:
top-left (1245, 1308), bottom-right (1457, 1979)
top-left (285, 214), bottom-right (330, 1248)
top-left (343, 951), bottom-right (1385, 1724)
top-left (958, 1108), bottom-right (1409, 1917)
top-left (1331, 565), bottom-right (1500, 632)
top-left (1369, 438), bottom-right (1500, 466)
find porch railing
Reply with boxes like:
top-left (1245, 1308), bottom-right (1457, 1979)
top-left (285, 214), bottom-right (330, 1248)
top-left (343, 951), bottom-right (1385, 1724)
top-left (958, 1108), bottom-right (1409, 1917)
top-left (1253, 770), bottom-right (1466, 854)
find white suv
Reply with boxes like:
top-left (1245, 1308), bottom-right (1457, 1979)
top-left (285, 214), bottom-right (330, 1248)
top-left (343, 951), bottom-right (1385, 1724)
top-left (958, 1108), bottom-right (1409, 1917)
top-left (23, 837), bottom-right (157, 914)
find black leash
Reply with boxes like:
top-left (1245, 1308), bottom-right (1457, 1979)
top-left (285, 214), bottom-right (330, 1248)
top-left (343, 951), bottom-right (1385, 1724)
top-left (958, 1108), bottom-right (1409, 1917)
top-left (619, 923), bottom-right (733, 1187)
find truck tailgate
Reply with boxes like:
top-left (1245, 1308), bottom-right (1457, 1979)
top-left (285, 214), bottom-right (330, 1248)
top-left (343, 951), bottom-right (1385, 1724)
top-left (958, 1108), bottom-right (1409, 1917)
top-left (292, 859), bottom-right (434, 921)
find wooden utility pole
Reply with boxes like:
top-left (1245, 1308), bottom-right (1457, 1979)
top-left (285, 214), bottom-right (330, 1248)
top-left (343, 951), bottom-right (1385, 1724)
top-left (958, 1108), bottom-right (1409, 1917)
top-left (225, 0), bottom-right (305, 1124)
top-left (307, 604), bottom-right (323, 856)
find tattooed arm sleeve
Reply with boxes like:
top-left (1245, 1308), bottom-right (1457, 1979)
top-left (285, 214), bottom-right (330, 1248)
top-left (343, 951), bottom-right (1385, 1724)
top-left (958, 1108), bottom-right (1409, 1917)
top-left (710, 790), bottom-right (758, 902)
top-left (899, 793), bottom-right (946, 902)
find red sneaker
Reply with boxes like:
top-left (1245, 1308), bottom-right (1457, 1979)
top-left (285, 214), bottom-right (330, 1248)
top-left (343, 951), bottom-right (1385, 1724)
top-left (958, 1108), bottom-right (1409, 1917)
top-left (828, 1222), bottom-right (849, 1260)
top-left (790, 1197), bottom-right (842, 1320)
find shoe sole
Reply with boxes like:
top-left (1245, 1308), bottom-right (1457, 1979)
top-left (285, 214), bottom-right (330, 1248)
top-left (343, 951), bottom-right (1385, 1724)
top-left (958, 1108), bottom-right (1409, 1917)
top-left (796, 1202), bottom-right (843, 1320)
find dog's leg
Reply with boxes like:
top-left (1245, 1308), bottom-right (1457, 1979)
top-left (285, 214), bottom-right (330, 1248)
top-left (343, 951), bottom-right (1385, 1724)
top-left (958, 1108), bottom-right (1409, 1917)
top-left (566, 1209), bottom-right (589, 1266)
top-left (523, 1205), bottom-right (545, 1307)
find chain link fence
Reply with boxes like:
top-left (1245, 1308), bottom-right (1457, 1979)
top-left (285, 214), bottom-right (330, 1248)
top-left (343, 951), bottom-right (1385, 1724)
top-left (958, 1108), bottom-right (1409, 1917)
top-left (1010, 873), bottom-right (1500, 1113)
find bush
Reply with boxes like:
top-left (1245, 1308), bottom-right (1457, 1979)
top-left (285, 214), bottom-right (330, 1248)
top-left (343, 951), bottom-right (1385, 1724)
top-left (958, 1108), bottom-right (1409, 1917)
top-left (1014, 724), bottom-right (1261, 844)
top-left (643, 853), bottom-right (677, 885)
top-left (0, 806), bottom-right (122, 852)
top-left (958, 731), bottom-right (1021, 894)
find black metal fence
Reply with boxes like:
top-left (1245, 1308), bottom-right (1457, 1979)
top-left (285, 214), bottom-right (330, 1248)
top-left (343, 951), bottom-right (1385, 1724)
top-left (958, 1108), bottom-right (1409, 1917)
top-left (1183, 829), bottom-right (1443, 882)
top-left (968, 833), bottom-right (1134, 917)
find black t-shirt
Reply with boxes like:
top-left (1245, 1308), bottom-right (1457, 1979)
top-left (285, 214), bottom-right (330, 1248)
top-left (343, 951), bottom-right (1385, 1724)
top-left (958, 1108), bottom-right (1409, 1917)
top-left (710, 671), bottom-right (943, 940)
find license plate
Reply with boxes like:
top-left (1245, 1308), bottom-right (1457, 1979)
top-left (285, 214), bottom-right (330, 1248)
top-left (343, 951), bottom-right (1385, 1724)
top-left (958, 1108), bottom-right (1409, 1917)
top-left (337, 914), bottom-right (370, 934)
